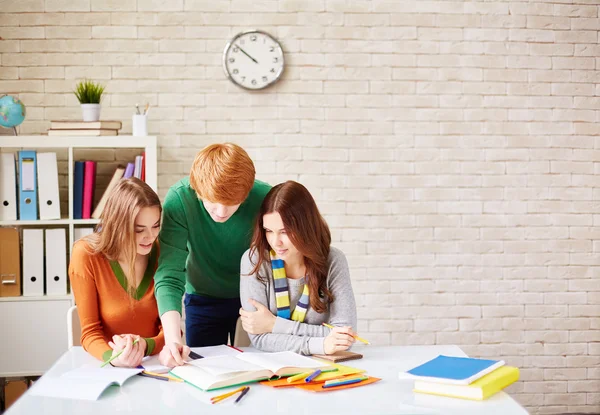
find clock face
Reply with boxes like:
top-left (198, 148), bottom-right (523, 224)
top-left (223, 31), bottom-right (285, 90)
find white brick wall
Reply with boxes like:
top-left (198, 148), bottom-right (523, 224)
top-left (2, 1), bottom-right (599, 412)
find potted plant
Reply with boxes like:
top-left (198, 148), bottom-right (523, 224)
top-left (74, 80), bottom-right (105, 122)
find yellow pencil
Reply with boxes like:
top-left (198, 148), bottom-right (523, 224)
top-left (287, 371), bottom-right (312, 383)
top-left (322, 323), bottom-right (371, 345)
top-left (142, 371), bottom-right (183, 382)
top-left (211, 386), bottom-right (246, 403)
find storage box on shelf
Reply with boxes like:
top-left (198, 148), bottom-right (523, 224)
top-left (0, 135), bottom-right (157, 377)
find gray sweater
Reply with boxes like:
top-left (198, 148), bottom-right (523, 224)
top-left (239, 246), bottom-right (357, 355)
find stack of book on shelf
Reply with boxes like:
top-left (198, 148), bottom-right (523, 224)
top-left (73, 153), bottom-right (145, 220)
top-left (403, 355), bottom-right (519, 401)
top-left (48, 121), bottom-right (122, 136)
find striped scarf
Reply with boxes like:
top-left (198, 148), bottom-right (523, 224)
top-left (270, 250), bottom-right (309, 322)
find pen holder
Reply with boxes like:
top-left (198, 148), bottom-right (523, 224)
top-left (132, 114), bottom-right (147, 136)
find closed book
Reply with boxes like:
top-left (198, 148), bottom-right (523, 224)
top-left (50, 120), bottom-right (122, 130)
top-left (91, 165), bottom-right (125, 219)
top-left (414, 366), bottom-right (520, 401)
top-left (48, 129), bottom-right (118, 136)
top-left (82, 161), bottom-right (97, 219)
top-left (312, 351), bottom-right (363, 363)
top-left (123, 163), bottom-right (135, 179)
top-left (73, 161), bottom-right (85, 219)
top-left (133, 155), bottom-right (142, 179)
top-left (406, 355), bottom-right (505, 386)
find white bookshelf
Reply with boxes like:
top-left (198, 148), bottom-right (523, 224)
top-left (0, 135), bottom-right (157, 377)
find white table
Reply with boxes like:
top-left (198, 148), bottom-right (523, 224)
top-left (6, 345), bottom-right (528, 415)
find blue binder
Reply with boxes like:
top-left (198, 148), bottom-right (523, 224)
top-left (18, 151), bottom-right (38, 220)
top-left (73, 161), bottom-right (85, 220)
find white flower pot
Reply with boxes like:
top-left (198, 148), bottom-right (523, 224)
top-left (81, 104), bottom-right (101, 122)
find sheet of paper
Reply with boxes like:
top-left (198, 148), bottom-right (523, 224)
top-left (190, 345), bottom-right (242, 358)
top-left (186, 355), bottom-right (262, 377)
top-left (238, 351), bottom-right (323, 373)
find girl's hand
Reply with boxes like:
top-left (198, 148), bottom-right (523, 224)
top-left (108, 335), bottom-right (145, 367)
top-left (239, 299), bottom-right (276, 335)
top-left (323, 326), bottom-right (355, 355)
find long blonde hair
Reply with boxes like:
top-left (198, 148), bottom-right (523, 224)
top-left (86, 178), bottom-right (161, 298)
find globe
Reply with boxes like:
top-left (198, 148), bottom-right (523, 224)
top-left (0, 95), bottom-right (26, 134)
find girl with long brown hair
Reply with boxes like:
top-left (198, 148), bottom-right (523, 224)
top-left (239, 181), bottom-right (357, 355)
top-left (69, 178), bottom-right (164, 367)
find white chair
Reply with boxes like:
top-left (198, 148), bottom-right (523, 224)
top-left (67, 305), bottom-right (81, 348)
top-left (233, 316), bottom-right (251, 348)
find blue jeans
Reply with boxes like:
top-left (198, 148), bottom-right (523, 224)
top-left (184, 293), bottom-right (241, 347)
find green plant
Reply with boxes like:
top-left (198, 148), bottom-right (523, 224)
top-left (74, 79), bottom-right (105, 104)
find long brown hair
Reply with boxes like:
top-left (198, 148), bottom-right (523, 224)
top-left (249, 181), bottom-right (333, 313)
top-left (85, 178), bottom-right (161, 298)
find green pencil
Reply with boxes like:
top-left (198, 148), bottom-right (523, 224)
top-left (100, 339), bottom-right (139, 368)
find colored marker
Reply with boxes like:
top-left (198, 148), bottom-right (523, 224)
top-left (322, 375), bottom-right (369, 388)
top-left (304, 369), bottom-right (322, 383)
top-left (287, 371), bottom-right (312, 383)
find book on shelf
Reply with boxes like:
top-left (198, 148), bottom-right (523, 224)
top-left (48, 129), bottom-right (118, 136)
top-left (91, 165), bottom-right (126, 219)
top-left (413, 366), bottom-right (519, 401)
top-left (73, 161), bottom-right (85, 220)
top-left (50, 120), bottom-right (122, 130)
top-left (82, 161), bottom-right (97, 220)
top-left (170, 351), bottom-right (330, 391)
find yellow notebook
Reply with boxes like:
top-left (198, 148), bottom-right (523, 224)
top-left (413, 366), bottom-right (519, 401)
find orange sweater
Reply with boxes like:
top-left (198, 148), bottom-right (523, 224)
top-left (69, 240), bottom-right (165, 362)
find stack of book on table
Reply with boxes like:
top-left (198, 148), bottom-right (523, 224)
top-left (48, 120), bottom-right (122, 136)
top-left (404, 355), bottom-right (519, 400)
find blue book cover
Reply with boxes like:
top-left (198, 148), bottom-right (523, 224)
top-left (73, 161), bottom-right (85, 220)
top-left (407, 355), bottom-right (505, 385)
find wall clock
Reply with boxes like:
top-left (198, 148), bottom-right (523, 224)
top-left (223, 30), bottom-right (285, 90)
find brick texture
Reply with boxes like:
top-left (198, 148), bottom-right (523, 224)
top-left (2, 1), bottom-right (600, 413)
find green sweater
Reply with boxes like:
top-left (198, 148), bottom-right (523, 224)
top-left (154, 177), bottom-right (271, 316)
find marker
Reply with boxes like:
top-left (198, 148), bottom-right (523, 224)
top-left (304, 369), bottom-right (322, 383)
top-left (287, 371), bottom-right (312, 383)
top-left (322, 375), bottom-right (369, 388)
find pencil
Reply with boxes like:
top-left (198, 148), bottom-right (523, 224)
top-left (322, 323), bottom-right (371, 345)
top-left (142, 371), bottom-right (183, 382)
top-left (100, 339), bottom-right (139, 368)
top-left (211, 386), bottom-right (246, 404)
top-left (138, 372), bottom-right (168, 382)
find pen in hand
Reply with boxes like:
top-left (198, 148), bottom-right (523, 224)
top-left (100, 338), bottom-right (139, 368)
top-left (322, 323), bottom-right (371, 345)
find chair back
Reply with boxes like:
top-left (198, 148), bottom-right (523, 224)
top-left (233, 316), bottom-right (251, 348)
top-left (67, 305), bottom-right (81, 348)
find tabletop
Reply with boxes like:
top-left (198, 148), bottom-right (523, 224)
top-left (6, 345), bottom-right (528, 415)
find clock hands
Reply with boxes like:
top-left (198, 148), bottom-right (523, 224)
top-left (235, 44), bottom-right (258, 64)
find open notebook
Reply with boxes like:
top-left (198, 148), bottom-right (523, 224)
top-left (170, 351), bottom-right (329, 391)
top-left (29, 367), bottom-right (143, 401)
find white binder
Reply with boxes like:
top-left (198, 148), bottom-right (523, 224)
top-left (37, 152), bottom-right (61, 220)
top-left (0, 153), bottom-right (18, 221)
top-left (73, 227), bottom-right (94, 243)
top-left (22, 229), bottom-right (44, 296)
top-left (45, 229), bottom-right (67, 296)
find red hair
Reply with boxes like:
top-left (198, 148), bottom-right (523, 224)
top-left (189, 143), bottom-right (255, 205)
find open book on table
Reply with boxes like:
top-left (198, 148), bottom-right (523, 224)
top-left (170, 351), bottom-right (330, 391)
top-left (29, 367), bottom-right (143, 401)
